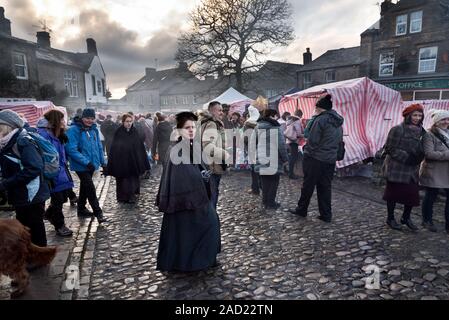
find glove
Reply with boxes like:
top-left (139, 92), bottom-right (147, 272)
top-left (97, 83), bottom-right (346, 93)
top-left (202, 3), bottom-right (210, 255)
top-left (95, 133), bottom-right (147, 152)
top-left (86, 163), bottom-right (95, 172)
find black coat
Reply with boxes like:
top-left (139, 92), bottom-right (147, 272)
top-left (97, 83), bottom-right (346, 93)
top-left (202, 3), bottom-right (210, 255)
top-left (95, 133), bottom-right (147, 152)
top-left (152, 121), bottom-right (173, 164)
top-left (107, 125), bottom-right (150, 178)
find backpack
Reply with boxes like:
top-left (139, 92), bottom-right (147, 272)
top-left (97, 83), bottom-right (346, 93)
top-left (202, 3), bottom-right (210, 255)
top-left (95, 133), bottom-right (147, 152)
top-left (23, 132), bottom-right (60, 180)
top-left (284, 123), bottom-right (297, 141)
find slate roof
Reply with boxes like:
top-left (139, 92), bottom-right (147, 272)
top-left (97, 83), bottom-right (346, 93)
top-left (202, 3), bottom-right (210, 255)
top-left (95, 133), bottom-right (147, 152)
top-left (298, 47), bottom-right (362, 72)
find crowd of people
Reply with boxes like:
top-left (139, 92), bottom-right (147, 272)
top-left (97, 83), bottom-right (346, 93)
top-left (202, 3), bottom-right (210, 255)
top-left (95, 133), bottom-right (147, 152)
top-left (1, 95), bottom-right (449, 274)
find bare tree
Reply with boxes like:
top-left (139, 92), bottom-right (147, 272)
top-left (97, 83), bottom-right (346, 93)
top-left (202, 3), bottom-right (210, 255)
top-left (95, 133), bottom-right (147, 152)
top-left (176, 0), bottom-right (294, 92)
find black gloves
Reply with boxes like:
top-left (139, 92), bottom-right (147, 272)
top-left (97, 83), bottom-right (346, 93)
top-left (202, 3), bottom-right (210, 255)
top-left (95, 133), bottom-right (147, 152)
top-left (86, 163), bottom-right (95, 172)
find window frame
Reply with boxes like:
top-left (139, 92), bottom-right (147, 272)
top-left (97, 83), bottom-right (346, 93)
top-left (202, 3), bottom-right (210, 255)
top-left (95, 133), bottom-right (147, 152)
top-left (410, 11), bottom-right (423, 34)
top-left (418, 46), bottom-right (438, 74)
top-left (379, 52), bottom-right (395, 77)
top-left (13, 52), bottom-right (28, 80)
top-left (396, 14), bottom-right (408, 36)
top-left (325, 70), bottom-right (336, 83)
top-left (303, 73), bottom-right (312, 88)
top-left (92, 75), bottom-right (96, 96)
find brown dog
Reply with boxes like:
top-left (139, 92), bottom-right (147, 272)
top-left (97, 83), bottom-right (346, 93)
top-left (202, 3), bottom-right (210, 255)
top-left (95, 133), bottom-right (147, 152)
top-left (0, 219), bottom-right (57, 298)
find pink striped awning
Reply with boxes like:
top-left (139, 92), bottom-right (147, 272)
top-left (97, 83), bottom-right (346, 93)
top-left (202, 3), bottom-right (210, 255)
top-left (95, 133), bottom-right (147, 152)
top-left (0, 101), bottom-right (56, 126)
top-left (279, 77), bottom-right (403, 168)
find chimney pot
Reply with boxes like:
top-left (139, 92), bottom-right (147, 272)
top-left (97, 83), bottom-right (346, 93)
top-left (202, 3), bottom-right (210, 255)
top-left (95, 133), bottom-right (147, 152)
top-left (0, 7), bottom-right (11, 36)
top-left (145, 67), bottom-right (156, 77)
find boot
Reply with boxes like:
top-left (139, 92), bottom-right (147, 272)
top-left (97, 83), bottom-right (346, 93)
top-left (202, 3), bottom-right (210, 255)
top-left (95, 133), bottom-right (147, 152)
top-left (387, 219), bottom-right (402, 231)
top-left (422, 221), bottom-right (437, 232)
top-left (94, 211), bottom-right (107, 224)
top-left (401, 218), bottom-right (418, 231)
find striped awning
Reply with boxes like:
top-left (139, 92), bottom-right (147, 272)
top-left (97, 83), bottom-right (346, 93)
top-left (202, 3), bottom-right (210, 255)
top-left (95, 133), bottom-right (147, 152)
top-left (0, 101), bottom-right (56, 126)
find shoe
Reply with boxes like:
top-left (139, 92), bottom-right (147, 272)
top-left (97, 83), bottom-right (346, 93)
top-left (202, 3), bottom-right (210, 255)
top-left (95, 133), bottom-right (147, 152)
top-left (318, 216), bottom-right (332, 223)
top-left (289, 175), bottom-right (300, 180)
top-left (56, 225), bottom-right (73, 237)
top-left (289, 208), bottom-right (307, 217)
top-left (422, 221), bottom-right (437, 232)
top-left (401, 218), bottom-right (418, 231)
top-left (95, 212), bottom-right (107, 224)
top-left (247, 189), bottom-right (260, 195)
top-left (387, 219), bottom-right (402, 231)
top-left (265, 202), bottom-right (281, 210)
top-left (77, 208), bottom-right (94, 217)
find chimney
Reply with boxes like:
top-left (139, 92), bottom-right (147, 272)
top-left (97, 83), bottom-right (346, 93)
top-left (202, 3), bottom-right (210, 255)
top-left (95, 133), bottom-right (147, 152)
top-left (145, 67), bottom-right (156, 78)
top-left (37, 31), bottom-right (51, 48)
top-left (178, 61), bottom-right (188, 71)
top-left (0, 7), bottom-right (12, 36)
top-left (86, 38), bottom-right (98, 55)
top-left (381, 0), bottom-right (394, 16)
top-left (303, 48), bottom-right (312, 65)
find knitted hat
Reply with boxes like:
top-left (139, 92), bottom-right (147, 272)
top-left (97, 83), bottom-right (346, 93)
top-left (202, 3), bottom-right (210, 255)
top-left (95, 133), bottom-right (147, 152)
top-left (0, 109), bottom-right (25, 128)
top-left (316, 94), bottom-right (333, 110)
top-left (430, 109), bottom-right (449, 126)
top-left (81, 108), bottom-right (96, 119)
top-left (402, 104), bottom-right (424, 117)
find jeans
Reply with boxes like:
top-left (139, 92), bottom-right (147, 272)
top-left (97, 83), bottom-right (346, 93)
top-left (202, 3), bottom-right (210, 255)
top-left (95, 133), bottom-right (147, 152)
top-left (296, 156), bottom-right (335, 220)
top-left (422, 188), bottom-right (449, 227)
top-left (15, 202), bottom-right (47, 247)
top-left (260, 174), bottom-right (280, 206)
top-left (76, 171), bottom-right (102, 214)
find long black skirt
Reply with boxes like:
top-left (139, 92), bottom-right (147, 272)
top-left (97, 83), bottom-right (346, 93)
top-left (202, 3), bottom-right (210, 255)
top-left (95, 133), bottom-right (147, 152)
top-left (383, 181), bottom-right (420, 207)
top-left (116, 176), bottom-right (140, 202)
top-left (157, 203), bottom-right (221, 272)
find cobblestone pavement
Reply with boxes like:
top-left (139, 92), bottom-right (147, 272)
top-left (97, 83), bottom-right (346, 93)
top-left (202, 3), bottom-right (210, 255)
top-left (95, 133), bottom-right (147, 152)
top-left (0, 173), bottom-right (110, 300)
top-left (88, 168), bottom-right (449, 300)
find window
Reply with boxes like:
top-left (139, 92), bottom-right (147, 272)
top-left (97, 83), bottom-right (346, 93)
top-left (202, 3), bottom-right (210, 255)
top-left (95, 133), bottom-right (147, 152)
top-left (396, 14), bottom-right (407, 36)
top-left (401, 91), bottom-right (414, 101)
top-left (97, 80), bottom-right (102, 95)
top-left (13, 53), bottom-right (28, 79)
top-left (101, 79), bottom-right (106, 96)
top-left (91, 75), bottom-right (96, 95)
top-left (175, 96), bottom-right (180, 105)
top-left (414, 91), bottom-right (440, 100)
top-left (303, 73), bottom-right (312, 88)
top-left (149, 95), bottom-right (154, 105)
top-left (161, 97), bottom-right (168, 106)
top-left (410, 11), bottom-right (423, 33)
top-left (64, 70), bottom-right (79, 97)
top-left (419, 47), bottom-right (438, 73)
top-left (325, 70), bottom-right (336, 83)
top-left (182, 96), bottom-right (189, 105)
top-left (379, 53), bottom-right (395, 77)
top-left (193, 95), bottom-right (198, 104)
top-left (442, 91), bottom-right (449, 100)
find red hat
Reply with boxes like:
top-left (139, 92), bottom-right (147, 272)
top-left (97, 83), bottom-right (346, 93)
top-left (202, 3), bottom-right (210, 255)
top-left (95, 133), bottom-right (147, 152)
top-left (402, 104), bottom-right (424, 117)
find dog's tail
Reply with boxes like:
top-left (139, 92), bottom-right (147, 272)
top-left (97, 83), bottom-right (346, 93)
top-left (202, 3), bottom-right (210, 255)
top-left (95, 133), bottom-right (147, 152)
top-left (27, 244), bottom-right (57, 267)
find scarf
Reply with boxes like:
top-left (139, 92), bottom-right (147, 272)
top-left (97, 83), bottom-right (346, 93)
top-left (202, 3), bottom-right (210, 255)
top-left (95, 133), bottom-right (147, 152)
top-left (0, 128), bottom-right (19, 151)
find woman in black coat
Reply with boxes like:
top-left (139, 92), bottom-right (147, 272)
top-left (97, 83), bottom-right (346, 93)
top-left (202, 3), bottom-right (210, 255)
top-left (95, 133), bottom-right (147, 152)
top-left (107, 114), bottom-right (150, 203)
top-left (156, 112), bottom-right (221, 272)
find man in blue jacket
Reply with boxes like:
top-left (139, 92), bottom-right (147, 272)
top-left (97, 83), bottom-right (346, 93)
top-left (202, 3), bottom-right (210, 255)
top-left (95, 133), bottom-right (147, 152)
top-left (65, 108), bottom-right (106, 223)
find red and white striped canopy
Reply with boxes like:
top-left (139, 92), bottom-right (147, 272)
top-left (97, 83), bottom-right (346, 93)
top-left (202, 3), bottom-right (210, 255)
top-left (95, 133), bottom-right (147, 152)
top-left (0, 101), bottom-right (56, 126)
top-left (279, 77), bottom-right (404, 168)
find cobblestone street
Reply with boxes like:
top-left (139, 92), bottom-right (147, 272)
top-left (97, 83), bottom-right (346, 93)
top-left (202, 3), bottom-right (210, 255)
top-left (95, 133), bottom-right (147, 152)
top-left (87, 169), bottom-right (449, 300)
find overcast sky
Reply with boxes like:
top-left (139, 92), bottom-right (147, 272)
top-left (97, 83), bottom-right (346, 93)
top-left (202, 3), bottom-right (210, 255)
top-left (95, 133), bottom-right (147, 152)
top-left (0, 0), bottom-right (381, 98)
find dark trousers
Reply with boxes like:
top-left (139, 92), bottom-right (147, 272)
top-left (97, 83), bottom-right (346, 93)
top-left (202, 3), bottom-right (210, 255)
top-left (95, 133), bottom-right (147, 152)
top-left (296, 156), bottom-right (335, 220)
top-left (210, 174), bottom-right (222, 209)
top-left (260, 174), bottom-right (280, 206)
top-left (288, 143), bottom-right (300, 176)
top-left (15, 202), bottom-right (47, 247)
top-left (68, 188), bottom-right (77, 201)
top-left (423, 188), bottom-right (449, 227)
top-left (76, 171), bottom-right (102, 214)
top-left (251, 165), bottom-right (261, 193)
top-left (46, 191), bottom-right (69, 229)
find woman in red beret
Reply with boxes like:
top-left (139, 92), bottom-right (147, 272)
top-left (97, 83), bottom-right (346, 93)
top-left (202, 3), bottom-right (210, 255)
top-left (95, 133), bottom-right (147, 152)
top-left (381, 104), bottom-right (426, 231)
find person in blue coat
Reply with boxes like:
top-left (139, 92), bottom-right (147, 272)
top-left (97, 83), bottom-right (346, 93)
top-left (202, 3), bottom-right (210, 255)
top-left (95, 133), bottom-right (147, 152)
top-left (65, 108), bottom-right (106, 223)
top-left (0, 110), bottom-right (50, 247)
top-left (37, 110), bottom-right (74, 237)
